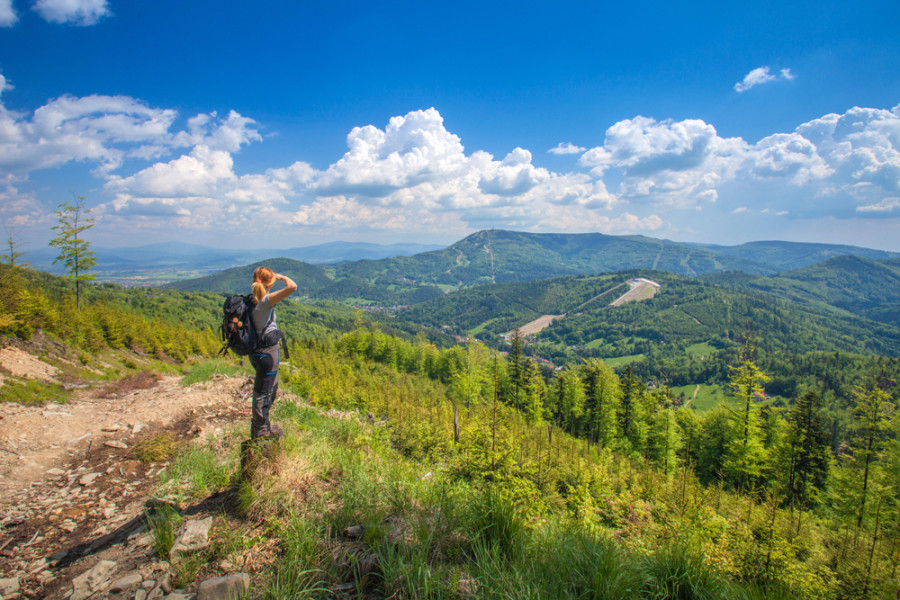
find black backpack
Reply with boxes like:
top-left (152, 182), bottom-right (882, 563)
top-left (219, 294), bottom-right (289, 358)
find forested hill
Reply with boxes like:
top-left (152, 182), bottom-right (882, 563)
top-left (165, 230), bottom-right (900, 308)
top-left (397, 269), bottom-right (900, 359)
top-left (329, 230), bottom-right (773, 286)
top-left (165, 257), bottom-right (334, 295)
top-left (703, 255), bottom-right (900, 329)
top-left (696, 239), bottom-right (899, 272)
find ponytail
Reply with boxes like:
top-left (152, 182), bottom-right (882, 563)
top-left (251, 267), bottom-right (275, 304)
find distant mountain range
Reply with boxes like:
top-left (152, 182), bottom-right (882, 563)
top-left (143, 229), bottom-right (900, 362)
top-left (24, 240), bottom-right (445, 281)
top-left (163, 229), bottom-right (900, 310)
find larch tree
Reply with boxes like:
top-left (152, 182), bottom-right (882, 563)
top-left (49, 195), bottom-right (96, 312)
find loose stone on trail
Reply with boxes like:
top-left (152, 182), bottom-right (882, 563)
top-left (197, 573), bottom-right (250, 600)
top-left (169, 516), bottom-right (214, 559)
top-left (78, 472), bottom-right (101, 486)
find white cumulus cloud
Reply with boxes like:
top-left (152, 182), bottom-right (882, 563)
top-left (579, 115), bottom-right (746, 208)
top-left (735, 66), bottom-right (796, 93)
top-left (0, 91), bottom-right (261, 176)
top-left (578, 104), bottom-right (900, 222)
top-left (33, 0), bottom-right (109, 25)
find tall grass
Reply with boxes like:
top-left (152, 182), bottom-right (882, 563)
top-left (159, 437), bottom-right (237, 500)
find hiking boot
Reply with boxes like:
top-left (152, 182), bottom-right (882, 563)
top-left (262, 423), bottom-right (283, 439)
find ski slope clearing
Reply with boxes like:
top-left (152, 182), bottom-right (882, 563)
top-left (610, 278), bottom-right (661, 307)
top-left (517, 314), bottom-right (566, 336)
top-left (511, 278), bottom-right (661, 337)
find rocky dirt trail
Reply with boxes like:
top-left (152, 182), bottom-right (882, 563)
top-left (0, 341), bottom-right (256, 600)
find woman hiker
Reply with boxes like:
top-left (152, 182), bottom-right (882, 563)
top-left (249, 266), bottom-right (297, 438)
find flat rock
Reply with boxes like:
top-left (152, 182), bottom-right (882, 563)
top-left (104, 440), bottom-right (129, 449)
top-left (71, 559), bottom-right (117, 600)
top-left (169, 516), bottom-right (213, 558)
top-left (197, 573), bottom-right (250, 600)
top-left (79, 472), bottom-right (101, 486)
top-left (0, 577), bottom-right (20, 596)
top-left (109, 573), bottom-right (143, 592)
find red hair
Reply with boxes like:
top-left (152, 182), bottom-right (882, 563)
top-left (252, 267), bottom-right (275, 303)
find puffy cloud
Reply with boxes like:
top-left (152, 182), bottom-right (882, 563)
top-left (33, 0), bottom-right (109, 25)
top-left (580, 115), bottom-right (746, 207)
top-left (0, 0), bottom-right (16, 27)
top-left (478, 148), bottom-right (551, 196)
top-left (315, 108), bottom-right (469, 197)
top-left (548, 142), bottom-right (586, 155)
top-left (750, 133), bottom-right (830, 183)
top-left (106, 145), bottom-right (235, 198)
top-left (104, 145), bottom-right (316, 220)
top-left (312, 109), bottom-right (618, 228)
top-left (7, 92), bottom-right (898, 246)
top-left (734, 66), bottom-right (796, 93)
top-left (173, 110), bottom-right (262, 153)
top-left (577, 104), bottom-right (900, 221)
top-left (0, 91), bottom-right (261, 175)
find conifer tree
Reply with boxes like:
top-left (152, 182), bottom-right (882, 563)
top-left (2, 228), bottom-right (26, 267)
top-left (724, 341), bottom-right (770, 491)
top-left (646, 385), bottom-right (682, 475)
top-left (553, 365), bottom-right (585, 436)
top-left (781, 390), bottom-right (831, 508)
top-left (49, 194), bottom-right (96, 311)
top-left (847, 383), bottom-right (895, 529)
top-left (522, 359), bottom-right (547, 424)
top-left (619, 365), bottom-right (648, 453)
top-left (580, 359), bottom-right (621, 447)
top-left (508, 328), bottom-right (525, 410)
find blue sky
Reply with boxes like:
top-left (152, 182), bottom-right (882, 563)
top-left (1, 0), bottom-right (899, 252)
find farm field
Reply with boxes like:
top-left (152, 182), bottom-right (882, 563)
top-left (675, 383), bottom-right (728, 412)
top-left (602, 353), bottom-right (646, 368)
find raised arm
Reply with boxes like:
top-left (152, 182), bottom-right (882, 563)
top-left (267, 273), bottom-right (297, 306)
